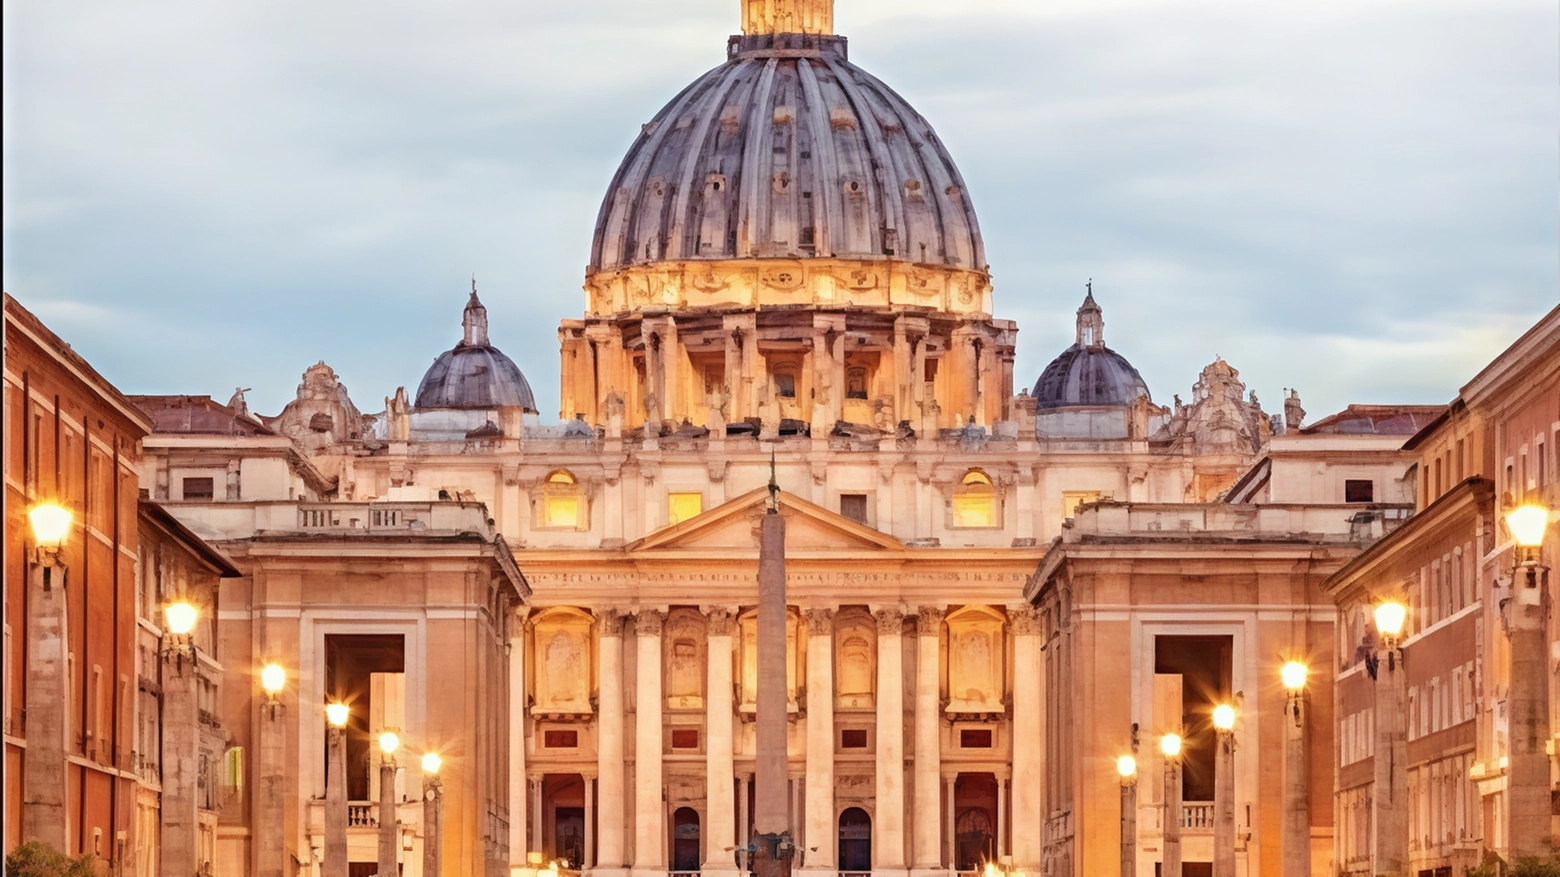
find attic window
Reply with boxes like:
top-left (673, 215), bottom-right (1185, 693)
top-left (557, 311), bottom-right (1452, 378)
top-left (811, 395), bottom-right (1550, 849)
top-left (840, 729), bottom-right (867, 749)
top-left (668, 492), bottom-right (703, 526)
top-left (182, 477), bottom-right (214, 501)
top-left (1345, 480), bottom-right (1374, 503)
top-left (952, 470), bottom-right (997, 529)
top-left (541, 470), bottom-right (585, 530)
top-left (840, 494), bottom-right (868, 525)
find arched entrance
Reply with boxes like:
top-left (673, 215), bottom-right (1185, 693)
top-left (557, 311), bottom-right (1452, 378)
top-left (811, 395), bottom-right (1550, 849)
top-left (672, 806), bottom-right (701, 873)
top-left (955, 807), bottom-right (995, 871)
top-left (838, 807), bottom-right (872, 873)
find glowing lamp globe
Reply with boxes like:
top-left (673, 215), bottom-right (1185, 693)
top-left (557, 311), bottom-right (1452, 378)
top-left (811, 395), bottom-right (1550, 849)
top-left (28, 503), bottom-right (73, 548)
top-left (422, 752), bottom-right (442, 774)
top-left (1161, 734), bottom-right (1182, 758)
top-left (1374, 602), bottom-right (1407, 638)
top-left (164, 601), bottom-right (199, 636)
top-left (325, 703), bottom-right (350, 727)
top-left (379, 732), bottom-right (400, 755)
top-left (1506, 504), bottom-right (1550, 548)
top-left (1281, 661), bottom-right (1309, 692)
top-left (260, 664), bottom-right (286, 695)
top-left (1116, 754), bottom-right (1137, 778)
top-left (1212, 704), bottom-right (1236, 731)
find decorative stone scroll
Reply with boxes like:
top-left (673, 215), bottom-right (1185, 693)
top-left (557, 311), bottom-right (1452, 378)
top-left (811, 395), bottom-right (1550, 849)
top-left (874, 608), bottom-right (905, 634)
top-left (1008, 606), bottom-right (1044, 636)
top-left (805, 608), bottom-right (835, 635)
top-left (916, 607), bottom-right (945, 635)
top-left (636, 608), bottom-right (665, 637)
top-left (706, 607), bottom-right (735, 637)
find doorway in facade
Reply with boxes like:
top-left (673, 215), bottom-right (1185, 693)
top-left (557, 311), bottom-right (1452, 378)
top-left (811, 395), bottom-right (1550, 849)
top-left (953, 773), bottom-right (998, 870)
top-left (838, 807), bottom-right (872, 872)
top-left (672, 807), bottom-right (701, 872)
top-left (542, 774), bottom-right (586, 869)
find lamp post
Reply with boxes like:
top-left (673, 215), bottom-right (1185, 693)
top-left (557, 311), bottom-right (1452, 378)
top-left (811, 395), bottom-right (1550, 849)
top-left (257, 665), bottom-right (287, 877)
top-left (325, 703), bottom-right (350, 877)
top-left (1371, 601), bottom-right (1408, 877)
top-left (1504, 504), bottom-right (1551, 858)
top-left (1211, 705), bottom-right (1236, 877)
top-left (1279, 662), bottom-right (1309, 877)
top-left (378, 732), bottom-right (401, 877)
top-left (421, 753), bottom-right (443, 877)
top-left (1117, 754), bottom-right (1137, 877)
top-left (161, 599), bottom-right (201, 877)
top-left (1161, 733), bottom-right (1183, 877)
top-left (21, 503), bottom-right (73, 851)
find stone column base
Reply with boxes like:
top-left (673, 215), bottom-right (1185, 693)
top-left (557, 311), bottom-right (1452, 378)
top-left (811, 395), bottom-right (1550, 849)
top-left (909, 867), bottom-right (952, 877)
top-left (586, 869), bottom-right (629, 877)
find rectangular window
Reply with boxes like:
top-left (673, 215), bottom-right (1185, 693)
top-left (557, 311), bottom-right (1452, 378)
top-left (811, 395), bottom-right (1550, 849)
top-left (1061, 490), bottom-right (1101, 521)
top-left (840, 729), bottom-right (867, 749)
top-left (182, 477), bottom-right (215, 501)
top-left (839, 494), bottom-right (868, 524)
top-left (1344, 479), bottom-right (1374, 503)
top-left (543, 730), bottom-right (578, 748)
top-left (670, 729), bottom-right (700, 750)
top-left (773, 370), bottom-right (796, 399)
top-left (959, 728), bottom-right (993, 748)
top-left (668, 492), bottom-right (703, 526)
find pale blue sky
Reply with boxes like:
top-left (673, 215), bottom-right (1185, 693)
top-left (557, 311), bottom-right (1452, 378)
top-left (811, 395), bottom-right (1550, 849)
top-left (5, 0), bottom-right (1556, 420)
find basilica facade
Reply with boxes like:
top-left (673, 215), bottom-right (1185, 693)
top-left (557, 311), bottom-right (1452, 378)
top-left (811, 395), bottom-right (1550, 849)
top-left (107, 4), bottom-right (1436, 877)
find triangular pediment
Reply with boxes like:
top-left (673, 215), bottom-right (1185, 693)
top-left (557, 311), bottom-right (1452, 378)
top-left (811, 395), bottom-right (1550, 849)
top-left (626, 487), bottom-right (904, 553)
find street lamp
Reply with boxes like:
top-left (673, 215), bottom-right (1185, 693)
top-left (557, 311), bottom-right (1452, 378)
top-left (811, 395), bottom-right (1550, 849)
top-left (422, 752), bottom-right (443, 877)
top-left (378, 731), bottom-right (401, 877)
top-left (324, 703), bottom-right (350, 877)
top-left (257, 665), bottom-right (288, 877)
top-left (21, 501), bottom-right (73, 849)
top-left (1371, 600), bottom-right (1409, 876)
top-left (1117, 754), bottom-right (1137, 877)
top-left (1211, 705), bottom-right (1237, 877)
top-left (1503, 502), bottom-right (1551, 857)
top-left (165, 600), bottom-right (199, 637)
top-left (28, 503), bottom-right (72, 567)
top-left (1161, 733), bottom-right (1183, 877)
top-left (1280, 662), bottom-right (1310, 877)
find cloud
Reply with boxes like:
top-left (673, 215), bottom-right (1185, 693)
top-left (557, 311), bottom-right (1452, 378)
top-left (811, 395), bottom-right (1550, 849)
top-left (4, 0), bottom-right (1555, 419)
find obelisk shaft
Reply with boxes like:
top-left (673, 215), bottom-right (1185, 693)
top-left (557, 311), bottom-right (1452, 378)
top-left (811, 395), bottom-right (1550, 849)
top-left (754, 509), bottom-right (792, 877)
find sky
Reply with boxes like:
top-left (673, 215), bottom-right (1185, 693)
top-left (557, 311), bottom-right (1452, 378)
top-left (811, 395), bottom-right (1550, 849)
top-left (4, 0), bottom-right (1557, 421)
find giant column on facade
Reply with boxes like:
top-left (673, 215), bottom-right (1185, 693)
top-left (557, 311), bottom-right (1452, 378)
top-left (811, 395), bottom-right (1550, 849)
top-left (596, 611), bottom-right (628, 872)
top-left (1009, 607), bottom-right (1045, 876)
top-left (634, 609), bottom-right (667, 876)
top-left (912, 607), bottom-right (944, 874)
top-left (874, 609), bottom-right (908, 874)
top-left (706, 608), bottom-right (739, 876)
top-left (803, 608), bottom-right (836, 874)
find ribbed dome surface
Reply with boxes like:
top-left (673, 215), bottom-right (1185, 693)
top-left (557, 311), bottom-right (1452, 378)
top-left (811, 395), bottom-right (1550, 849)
top-left (415, 345), bottom-right (537, 411)
top-left (1032, 346), bottom-right (1150, 410)
top-left (590, 35), bottom-right (984, 272)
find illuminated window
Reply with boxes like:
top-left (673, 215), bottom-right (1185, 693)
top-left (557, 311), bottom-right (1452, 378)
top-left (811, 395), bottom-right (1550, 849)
top-left (541, 470), bottom-right (583, 529)
top-left (1061, 490), bottom-right (1102, 521)
top-left (952, 470), bottom-right (997, 528)
top-left (669, 492), bottom-right (703, 526)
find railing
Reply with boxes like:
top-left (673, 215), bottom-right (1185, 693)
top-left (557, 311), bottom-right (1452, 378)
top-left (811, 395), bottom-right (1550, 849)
top-left (838, 872), bottom-right (872, 877)
top-left (1180, 803), bottom-right (1214, 830)
top-left (669, 871), bottom-right (701, 877)
top-left (347, 803), bottom-right (377, 827)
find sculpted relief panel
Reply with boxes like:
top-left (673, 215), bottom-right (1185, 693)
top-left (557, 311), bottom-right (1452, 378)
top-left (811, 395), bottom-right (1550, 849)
top-left (531, 607), bottom-right (595, 718)
top-left (739, 608), bottom-right (803, 710)
top-left (834, 608), bottom-right (876, 709)
top-left (946, 605), bottom-right (1005, 715)
top-left (664, 608), bottom-right (708, 710)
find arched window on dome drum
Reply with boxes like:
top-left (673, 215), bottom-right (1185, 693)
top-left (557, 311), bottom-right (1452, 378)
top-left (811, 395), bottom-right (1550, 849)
top-left (540, 470), bottom-right (586, 530)
top-left (952, 470), bottom-right (997, 528)
top-left (773, 367), bottom-right (797, 399)
top-left (846, 367), bottom-right (868, 400)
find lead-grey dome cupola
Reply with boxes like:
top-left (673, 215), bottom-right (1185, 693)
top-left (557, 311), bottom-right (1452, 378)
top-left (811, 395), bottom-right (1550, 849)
top-left (1032, 290), bottom-right (1150, 409)
top-left (415, 290), bottom-right (537, 411)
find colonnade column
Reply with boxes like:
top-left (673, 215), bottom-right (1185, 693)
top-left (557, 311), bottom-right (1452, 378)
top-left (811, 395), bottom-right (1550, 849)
top-left (944, 777), bottom-right (956, 868)
top-left (804, 609), bottom-right (836, 872)
top-left (584, 777), bottom-right (596, 869)
top-left (595, 611), bottom-right (627, 872)
top-left (706, 609), bottom-right (739, 875)
top-left (912, 607), bottom-right (944, 873)
top-left (509, 611), bottom-right (528, 870)
top-left (1009, 607), bottom-right (1045, 875)
top-left (633, 610), bottom-right (667, 877)
top-left (874, 609), bottom-right (907, 873)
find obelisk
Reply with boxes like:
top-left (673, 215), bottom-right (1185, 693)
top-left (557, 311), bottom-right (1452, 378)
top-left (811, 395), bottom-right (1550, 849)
top-left (754, 462), bottom-right (794, 877)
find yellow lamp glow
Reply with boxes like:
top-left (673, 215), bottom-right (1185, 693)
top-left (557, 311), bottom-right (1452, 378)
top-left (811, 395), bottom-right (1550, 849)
top-left (1281, 661), bottom-right (1309, 692)
top-left (260, 664), bottom-right (286, 695)
top-left (28, 503), bottom-right (73, 548)
top-left (1374, 601), bottom-right (1407, 638)
top-left (1212, 704), bottom-right (1236, 731)
top-left (379, 732), bottom-right (400, 755)
top-left (164, 601), bottom-right (199, 636)
top-left (1506, 504), bottom-right (1550, 548)
top-left (1161, 733), bottom-right (1182, 758)
top-left (1117, 754), bottom-right (1137, 778)
top-left (325, 703), bottom-right (349, 727)
top-left (422, 752), bottom-right (442, 774)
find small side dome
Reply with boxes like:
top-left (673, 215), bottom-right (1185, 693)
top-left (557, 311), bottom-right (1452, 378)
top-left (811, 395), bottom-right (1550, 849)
top-left (415, 288), bottom-right (537, 412)
top-left (1032, 288), bottom-right (1150, 409)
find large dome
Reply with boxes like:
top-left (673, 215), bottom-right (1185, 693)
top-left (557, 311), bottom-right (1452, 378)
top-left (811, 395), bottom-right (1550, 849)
top-left (415, 292), bottom-right (537, 412)
top-left (1032, 291), bottom-right (1151, 409)
top-left (589, 32), bottom-right (985, 273)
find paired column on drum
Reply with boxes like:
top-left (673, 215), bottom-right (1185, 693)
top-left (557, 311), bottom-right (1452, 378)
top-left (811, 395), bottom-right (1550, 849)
top-left (804, 609), bottom-right (836, 872)
top-left (634, 610), bottom-right (667, 876)
top-left (705, 608), bottom-right (739, 875)
top-left (874, 608), bottom-right (908, 873)
top-left (913, 607), bottom-right (945, 872)
top-left (1009, 607), bottom-right (1045, 875)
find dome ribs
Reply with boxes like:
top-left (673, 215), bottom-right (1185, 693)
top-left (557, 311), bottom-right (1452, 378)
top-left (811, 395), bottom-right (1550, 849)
top-left (823, 53), bottom-right (905, 257)
top-left (796, 59), bottom-right (841, 258)
top-left (666, 61), bottom-right (755, 261)
top-left (736, 58), bottom-right (780, 259)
